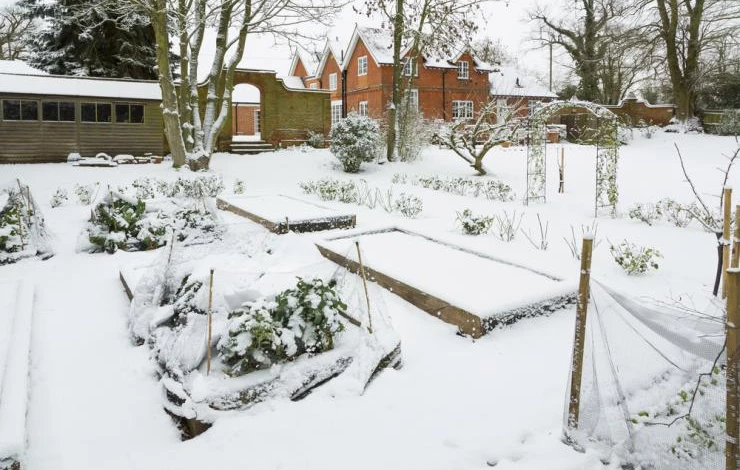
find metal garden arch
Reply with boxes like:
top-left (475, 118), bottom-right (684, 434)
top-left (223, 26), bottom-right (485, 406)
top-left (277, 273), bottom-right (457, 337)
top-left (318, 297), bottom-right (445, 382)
top-left (525, 100), bottom-right (619, 216)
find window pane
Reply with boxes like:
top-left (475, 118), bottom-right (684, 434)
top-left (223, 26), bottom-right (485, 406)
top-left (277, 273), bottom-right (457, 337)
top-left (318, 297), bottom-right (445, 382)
top-left (81, 103), bottom-right (96, 122)
top-left (42, 101), bottom-right (59, 121)
top-left (59, 102), bottom-right (75, 121)
top-left (21, 100), bottom-right (38, 121)
top-left (131, 105), bottom-right (144, 123)
top-left (97, 103), bottom-right (111, 123)
top-left (116, 104), bottom-right (130, 123)
top-left (2, 100), bottom-right (20, 120)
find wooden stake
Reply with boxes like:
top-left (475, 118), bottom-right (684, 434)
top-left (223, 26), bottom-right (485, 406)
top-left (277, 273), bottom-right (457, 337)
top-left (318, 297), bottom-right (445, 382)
top-left (285, 216), bottom-right (290, 234)
top-left (726, 269), bottom-right (740, 470)
top-left (355, 241), bottom-right (373, 334)
top-left (734, 205), bottom-right (740, 269)
top-left (207, 269), bottom-right (214, 375)
top-left (724, 187), bottom-right (733, 298)
top-left (558, 147), bottom-right (565, 194)
top-left (567, 236), bottom-right (593, 431)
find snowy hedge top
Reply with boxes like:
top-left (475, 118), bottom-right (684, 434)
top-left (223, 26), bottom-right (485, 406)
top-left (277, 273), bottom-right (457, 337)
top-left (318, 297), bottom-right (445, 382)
top-left (0, 72), bottom-right (161, 101)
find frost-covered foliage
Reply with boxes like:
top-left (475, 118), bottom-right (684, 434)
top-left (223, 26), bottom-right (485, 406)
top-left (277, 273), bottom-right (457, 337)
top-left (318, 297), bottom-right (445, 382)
top-left (218, 278), bottom-right (346, 376)
top-left (0, 183), bottom-right (53, 265)
top-left (403, 174), bottom-right (515, 202)
top-left (124, 175), bottom-right (224, 200)
top-left (74, 183), bottom-right (97, 205)
top-left (50, 188), bottom-right (69, 208)
top-left (609, 240), bottom-right (662, 275)
top-left (718, 110), bottom-right (740, 136)
top-left (628, 199), bottom-right (694, 228)
top-left (637, 120), bottom-right (659, 139)
top-left (307, 131), bottom-right (325, 149)
top-left (0, 195), bottom-right (24, 256)
top-left (628, 202), bottom-right (662, 226)
top-left (85, 193), bottom-right (220, 253)
top-left (233, 179), bottom-right (246, 195)
top-left (330, 112), bottom-right (383, 173)
top-left (456, 209), bottom-right (494, 235)
top-left (397, 106), bottom-right (432, 162)
top-left (299, 178), bottom-right (358, 203)
top-left (393, 193), bottom-right (423, 218)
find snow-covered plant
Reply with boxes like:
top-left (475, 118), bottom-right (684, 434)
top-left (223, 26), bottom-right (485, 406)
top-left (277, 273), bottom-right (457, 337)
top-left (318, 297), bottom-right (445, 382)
top-left (397, 105), bottom-right (431, 162)
top-left (657, 198), bottom-right (692, 228)
top-left (718, 110), bottom-right (740, 136)
top-left (74, 183), bottom-right (97, 205)
top-left (563, 222), bottom-right (601, 260)
top-left (482, 180), bottom-right (515, 202)
top-left (233, 179), bottom-right (246, 194)
top-left (88, 197), bottom-right (149, 253)
top-left (219, 277), bottom-right (346, 376)
top-left (131, 177), bottom-right (157, 199)
top-left (521, 213), bottom-right (550, 250)
top-left (0, 197), bottom-right (24, 255)
top-left (330, 112), bottom-right (383, 173)
top-left (300, 178), bottom-right (358, 203)
top-left (170, 175), bottom-right (225, 198)
top-left (393, 193), bottom-right (423, 218)
top-left (50, 188), bottom-right (68, 208)
top-left (411, 175), bottom-right (515, 202)
top-left (492, 210), bottom-right (524, 242)
top-left (391, 173), bottom-right (408, 185)
top-left (306, 131), bottom-right (325, 148)
top-left (628, 202), bottom-right (662, 226)
top-left (456, 209), bottom-right (493, 235)
top-left (609, 240), bottom-right (662, 275)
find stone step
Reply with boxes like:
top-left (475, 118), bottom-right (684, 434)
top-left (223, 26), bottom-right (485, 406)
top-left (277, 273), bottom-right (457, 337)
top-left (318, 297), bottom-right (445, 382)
top-left (229, 141), bottom-right (275, 155)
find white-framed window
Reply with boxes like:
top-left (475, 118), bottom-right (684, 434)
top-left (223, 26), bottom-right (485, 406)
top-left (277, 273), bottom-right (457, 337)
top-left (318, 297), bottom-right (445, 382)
top-left (329, 73), bottom-right (337, 91)
top-left (457, 60), bottom-right (469, 80)
top-left (405, 89), bottom-right (418, 111)
top-left (359, 101), bottom-right (368, 116)
top-left (309, 83), bottom-right (318, 89)
top-left (528, 100), bottom-right (541, 117)
top-left (358, 56), bottom-right (368, 76)
top-left (452, 100), bottom-right (473, 120)
top-left (403, 57), bottom-right (417, 77)
top-left (331, 100), bottom-right (343, 128)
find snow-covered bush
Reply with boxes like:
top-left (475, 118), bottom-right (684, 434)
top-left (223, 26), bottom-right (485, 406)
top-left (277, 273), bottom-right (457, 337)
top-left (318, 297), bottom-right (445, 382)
top-left (657, 198), bottom-right (692, 228)
top-left (233, 179), bottom-right (246, 195)
top-left (0, 197), bottom-right (23, 255)
top-left (391, 173), bottom-right (408, 185)
top-left (125, 175), bottom-right (225, 200)
top-left (492, 210), bottom-right (524, 242)
top-left (411, 175), bottom-right (515, 202)
top-left (218, 277), bottom-right (346, 376)
top-left (718, 110), bottom-right (740, 136)
top-left (397, 106), bottom-right (432, 162)
top-left (50, 188), bottom-right (68, 208)
top-left (307, 131), bottom-right (325, 148)
top-left (628, 202), bottom-right (662, 226)
top-left (393, 193), bottom-right (423, 218)
top-left (330, 112), bottom-right (382, 173)
top-left (300, 178), bottom-right (358, 203)
top-left (456, 209), bottom-right (494, 235)
top-left (74, 183), bottom-right (97, 205)
top-left (609, 240), bottom-right (662, 275)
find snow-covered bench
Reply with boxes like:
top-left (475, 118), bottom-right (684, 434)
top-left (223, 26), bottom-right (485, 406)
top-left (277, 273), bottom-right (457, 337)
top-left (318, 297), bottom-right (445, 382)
top-left (0, 280), bottom-right (34, 469)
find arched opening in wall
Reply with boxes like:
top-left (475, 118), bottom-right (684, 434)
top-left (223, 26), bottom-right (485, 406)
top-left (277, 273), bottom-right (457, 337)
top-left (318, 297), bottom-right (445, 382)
top-left (232, 83), bottom-right (262, 142)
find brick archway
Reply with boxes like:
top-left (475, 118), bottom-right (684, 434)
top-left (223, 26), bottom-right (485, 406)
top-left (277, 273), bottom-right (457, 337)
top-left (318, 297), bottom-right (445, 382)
top-left (219, 69), bottom-right (332, 149)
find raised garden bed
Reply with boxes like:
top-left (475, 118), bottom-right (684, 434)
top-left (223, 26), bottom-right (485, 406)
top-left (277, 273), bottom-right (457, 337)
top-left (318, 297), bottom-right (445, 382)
top-left (316, 228), bottom-right (577, 338)
top-left (216, 195), bottom-right (356, 233)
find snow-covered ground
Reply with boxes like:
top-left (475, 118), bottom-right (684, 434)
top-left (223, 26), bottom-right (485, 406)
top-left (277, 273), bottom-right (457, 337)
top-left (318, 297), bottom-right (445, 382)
top-left (1, 132), bottom-right (737, 469)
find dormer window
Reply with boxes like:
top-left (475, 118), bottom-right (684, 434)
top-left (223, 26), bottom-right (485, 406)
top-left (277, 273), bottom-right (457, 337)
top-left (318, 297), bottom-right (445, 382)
top-left (457, 60), bottom-right (469, 80)
top-left (329, 73), bottom-right (337, 91)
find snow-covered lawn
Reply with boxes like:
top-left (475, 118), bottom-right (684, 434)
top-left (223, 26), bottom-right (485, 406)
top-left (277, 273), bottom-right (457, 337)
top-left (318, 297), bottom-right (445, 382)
top-left (1, 132), bottom-right (737, 469)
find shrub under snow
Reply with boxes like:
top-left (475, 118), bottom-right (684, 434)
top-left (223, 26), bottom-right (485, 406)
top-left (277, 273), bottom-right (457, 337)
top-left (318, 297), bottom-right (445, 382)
top-left (330, 112), bottom-right (382, 173)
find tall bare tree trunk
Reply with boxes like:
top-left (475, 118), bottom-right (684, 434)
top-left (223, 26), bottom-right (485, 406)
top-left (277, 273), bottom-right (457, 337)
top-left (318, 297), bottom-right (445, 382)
top-left (151, 0), bottom-right (187, 167)
top-left (386, 0), bottom-right (403, 162)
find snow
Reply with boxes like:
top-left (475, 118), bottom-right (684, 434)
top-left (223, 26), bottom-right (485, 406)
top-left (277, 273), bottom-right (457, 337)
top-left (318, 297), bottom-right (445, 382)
top-left (0, 73), bottom-right (161, 101)
top-left (0, 131), bottom-right (738, 469)
top-left (0, 60), bottom-right (47, 75)
top-left (219, 194), bottom-right (355, 224)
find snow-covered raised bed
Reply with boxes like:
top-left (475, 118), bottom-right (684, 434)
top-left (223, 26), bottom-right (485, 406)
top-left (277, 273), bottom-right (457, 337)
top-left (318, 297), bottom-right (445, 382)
top-left (121, 232), bottom-right (400, 438)
top-left (217, 194), bottom-right (356, 233)
top-left (316, 228), bottom-right (578, 338)
top-left (0, 280), bottom-right (34, 468)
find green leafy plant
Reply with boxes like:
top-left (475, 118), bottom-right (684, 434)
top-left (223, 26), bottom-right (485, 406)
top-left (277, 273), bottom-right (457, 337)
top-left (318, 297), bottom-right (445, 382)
top-left (393, 193), bottom-right (423, 218)
top-left (50, 188), bottom-right (69, 208)
top-left (609, 240), bottom-right (662, 275)
top-left (456, 209), bottom-right (494, 235)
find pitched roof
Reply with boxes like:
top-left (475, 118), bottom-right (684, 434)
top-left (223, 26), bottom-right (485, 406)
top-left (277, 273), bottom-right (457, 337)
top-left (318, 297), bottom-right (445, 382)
top-left (0, 60), bottom-right (46, 75)
top-left (288, 50), bottom-right (317, 77)
top-left (489, 66), bottom-right (557, 99)
top-left (0, 72), bottom-right (161, 100)
top-left (312, 38), bottom-right (344, 78)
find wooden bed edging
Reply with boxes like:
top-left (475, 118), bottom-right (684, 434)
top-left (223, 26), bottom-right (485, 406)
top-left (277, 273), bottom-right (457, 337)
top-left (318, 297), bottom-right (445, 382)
top-left (216, 197), bottom-right (356, 234)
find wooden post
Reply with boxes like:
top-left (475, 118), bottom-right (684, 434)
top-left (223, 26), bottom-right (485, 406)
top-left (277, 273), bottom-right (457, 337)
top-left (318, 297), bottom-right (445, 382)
top-left (285, 216), bottom-right (290, 234)
top-left (558, 147), bottom-right (565, 194)
top-left (733, 205), bottom-right (740, 269)
top-left (724, 187), bottom-right (733, 298)
top-left (206, 269), bottom-right (214, 375)
top-left (726, 269), bottom-right (740, 470)
top-left (355, 241), bottom-right (373, 334)
top-left (567, 236), bottom-right (594, 431)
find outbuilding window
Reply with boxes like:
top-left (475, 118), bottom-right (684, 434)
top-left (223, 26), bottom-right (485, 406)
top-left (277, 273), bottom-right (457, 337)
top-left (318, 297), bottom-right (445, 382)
top-left (81, 102), bottom-right (112, 123)
top-left (115, 103), bottom-right (145, 123)
top-left (2, 99), bottom-right (38, 121)
top-left (42, 101), bottom-right (76, 122)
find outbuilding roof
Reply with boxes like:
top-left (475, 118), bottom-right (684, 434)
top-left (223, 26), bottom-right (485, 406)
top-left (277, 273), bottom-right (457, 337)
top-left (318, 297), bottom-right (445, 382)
top-left (0, 72), bottom-right (162, 100)
top-left (489, 66), bottom-right (557, 99)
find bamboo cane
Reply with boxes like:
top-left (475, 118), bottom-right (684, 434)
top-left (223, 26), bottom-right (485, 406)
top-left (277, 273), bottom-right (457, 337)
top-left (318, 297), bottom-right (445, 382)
top-left (727, 269), bottom-right (740, 470)
top-left (724, 187), bottom-right (733, 298)
top-left (734, 205), bottom-right (740, 269)
top-left (567, 236), bottom-right (593, 431)
top-left (355, 241), bottom-right (373, 334)
top-left (207, 269), bottom-right (214, 375)
top-left (559, 147), bottom-right (565, 194)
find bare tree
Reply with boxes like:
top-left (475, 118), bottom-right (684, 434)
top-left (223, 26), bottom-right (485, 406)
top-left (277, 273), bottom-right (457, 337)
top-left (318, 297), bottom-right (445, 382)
top-left (110, 0), bottom-right (343, 169)
top-left (636, 0), bottom-right (740, 121)
top-left (0, 4), bottom-right (37, 61)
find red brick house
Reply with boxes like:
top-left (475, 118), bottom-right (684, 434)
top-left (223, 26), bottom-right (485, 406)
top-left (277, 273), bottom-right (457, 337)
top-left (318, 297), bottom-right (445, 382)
top-left (290, 27), bottom-right (494, 129)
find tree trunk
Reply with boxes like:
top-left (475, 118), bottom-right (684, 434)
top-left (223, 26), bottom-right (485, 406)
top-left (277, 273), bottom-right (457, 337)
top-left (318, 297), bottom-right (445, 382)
top-left (151, 0), bottom-right (187, 167)
top-left (386, 0), bottom-right (403, 162)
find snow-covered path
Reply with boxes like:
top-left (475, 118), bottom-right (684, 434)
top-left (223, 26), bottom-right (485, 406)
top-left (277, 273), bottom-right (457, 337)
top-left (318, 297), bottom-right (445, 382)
top-left (0, 206), bottom-right (179, 469)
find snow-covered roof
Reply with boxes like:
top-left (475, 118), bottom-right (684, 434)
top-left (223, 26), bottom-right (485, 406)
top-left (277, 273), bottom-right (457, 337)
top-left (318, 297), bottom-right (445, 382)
top-left (0, 60), bottom-right (46, 75)
top-left (312, 38), bottom-right (343, 78)
top-left (0, 72), bottom-right (162, 100)
top-left (288, 50), bottom-right (317, 77)
top-left (279, 75), bottom-right (306, 90)
top-left (489, 66), bottom-right (557, 99)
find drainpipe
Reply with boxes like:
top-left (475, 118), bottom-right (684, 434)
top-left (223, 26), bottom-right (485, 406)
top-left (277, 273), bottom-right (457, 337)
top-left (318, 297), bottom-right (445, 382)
top-left (341, 49), bottom-right (347, 118)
